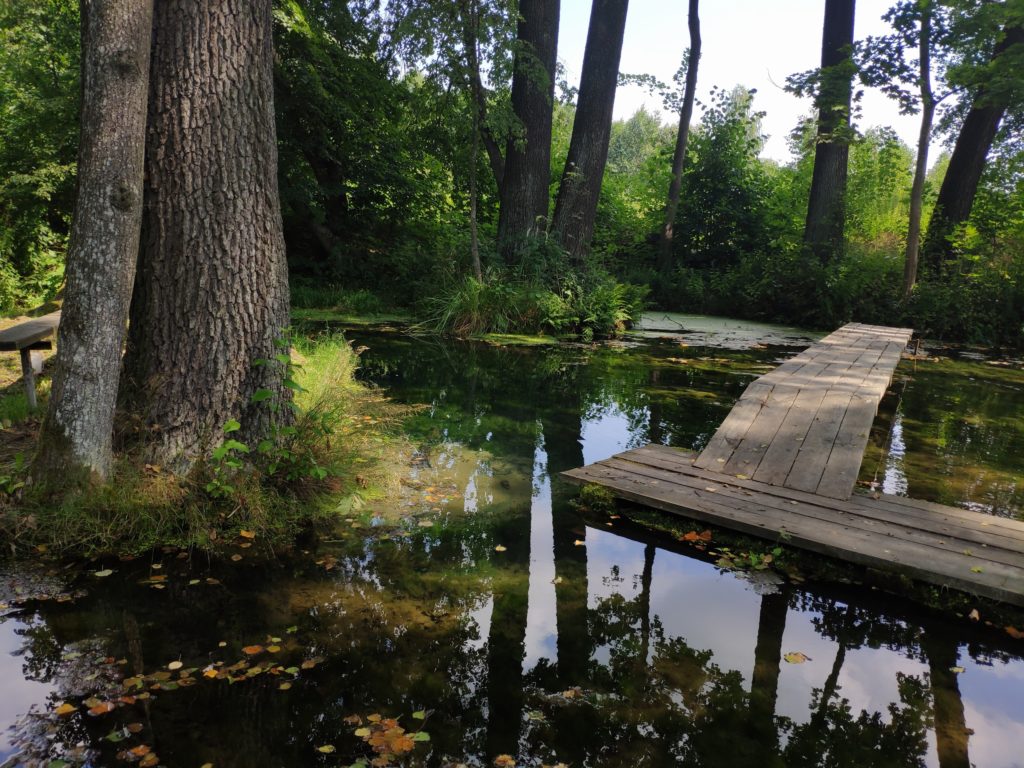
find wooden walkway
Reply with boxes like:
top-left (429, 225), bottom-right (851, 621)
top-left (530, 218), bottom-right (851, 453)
top-left (694, 322), bottom-right (913, 499)
top-left (564, 324), bottom-right (1024, 606)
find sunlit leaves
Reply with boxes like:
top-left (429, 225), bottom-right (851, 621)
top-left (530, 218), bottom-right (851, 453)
top-left (783, 652), bottom-right (812, 664)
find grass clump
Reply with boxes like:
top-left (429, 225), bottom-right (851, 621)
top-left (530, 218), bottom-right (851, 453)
top-left (0, 334), bottom-right (410, 557)
top-left (421, 267), bottom-right (647, 341)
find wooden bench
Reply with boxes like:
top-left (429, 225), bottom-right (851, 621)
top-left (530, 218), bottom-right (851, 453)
top-left (0, 311), bottom-right (61, 410)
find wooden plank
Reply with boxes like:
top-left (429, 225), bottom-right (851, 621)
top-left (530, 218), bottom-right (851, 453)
top-left (693, 381), bottom-right (773, 470)
top-left (563, 462), bottom-right (1024, 606)
top-left (630, 444), bottom-right (1024, 547)
top-left (752, 386), bottom-right (829, 485)
top-left (722, 386), bottom-right (799, 476)
top-left (0, 311), bottom-right (61, 351)
top-left (597, 455), bottom-right (1024, 571)
top-left (784, 390), bottom-right (853, 493)
top-left (815, 392), bottom-right (879, 499)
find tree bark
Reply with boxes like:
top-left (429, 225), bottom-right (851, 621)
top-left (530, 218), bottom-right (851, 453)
top-left (497, 0), bottom-right (560, 263)
top-left (120, 0), bottom-right (291, 468)
top-left (921, 24), bottom-right (1024, 278)
top-left (33, 0), bottom-right (153, 482)
top-left (658, 0), bottom-right (701, 274)
top-left (903, 1), bottom-right (933, 299)
top-left (803, 0), bottom-right (856, 263)
top-left (550, 0), bottom-right (629, 263)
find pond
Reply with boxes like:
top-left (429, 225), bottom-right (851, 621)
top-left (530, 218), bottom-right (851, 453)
top-left (2, 315), bottom-right (1023, 768)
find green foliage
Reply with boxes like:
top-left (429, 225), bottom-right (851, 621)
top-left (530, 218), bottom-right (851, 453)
top-left (0, 0), bottom-right (78, 312)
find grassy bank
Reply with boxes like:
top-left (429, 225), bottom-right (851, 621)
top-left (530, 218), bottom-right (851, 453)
top-left (0, 334), bottom-right (411, 557)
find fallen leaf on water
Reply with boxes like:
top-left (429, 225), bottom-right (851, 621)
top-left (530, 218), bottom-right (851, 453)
top-left (1007, 626), bottom-right (1024, 640)
top-left (87, 702), bottom-right (115, 716)
top-left (279, 682), bottom-right (292, 691)
top-left (783, 652), bottom-right (812, 664)
top-left (950, 666), bottom-right (965, 674)
top-left (200, 764), bottom-right (213, 768)
top-left (231, 554), bottom-right (243, 562)
top-left (54, 703), bottom-right (76, 716)
top-left (242, 645), bottom-right (264, 656)
top-left (128, 745), bottom-right (152, 757)
top-left (94, 569), bottom-right (113, 578)
top-left (969, 609), bottom-right (981, 621)
top-left (139, 754), bottom-right (159, 767)
top-left (573, 540), bottom-right (585, 547)
top-left (168, 661), bottom-right (183, 671)
top-left (494, 545), bottom-right (507, 552)
top-left (343, 714), bottom-right (363, 725)
top-left (317, 745), bottom-right (336, 754)
top-left (354, 727), bottom-right (371, 737)
top-left (412, 710), bottom-right (426, 720)
top-left (367, 714), bottom-right (382, 723)
top-left (126, 723), bottom-right (144, 734)
top-left (266, 645), bottom-right (281, 653)
top-left (494, 755), bottom-right (516, 768)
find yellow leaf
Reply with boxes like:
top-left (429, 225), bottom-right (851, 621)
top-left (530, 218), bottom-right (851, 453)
top-left (54, 702), bottom-right (76, 716)
top-left (139, 754), bottom-right (159, 767)
top-left (316, 745), bottom-right (336, 754)
top-left (783, 652), bottom-right (812, 664)
top-left (494, 755), bottom-right (516, 768)
top-left (239, 530), bottom-right (256, 539)
top-left (573, 540), bottom-right (585, 547)
top-left (278, 682), bottom-right (292, 691)
top-left (266, 645), bottom-right (281, 653)
top-left (494, 545), bottom-right (507, 552)
top-left (168, 661), bottom-right (183, 671)
top-left (242, 645), bottom-right (264, 656)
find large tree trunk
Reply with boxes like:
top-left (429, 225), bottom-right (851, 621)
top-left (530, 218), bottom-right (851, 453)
top-left (658, 0), bottom-right (701, 274)
top-left (803, 0), bottom-right (856, 263)
top-left (903, 2), bottom-right (933, 299)
top-left (120, 0), bottom-right (291, 468)
top-left (921, 24), bottom-right (1024, 278)
top-left (550, 0), bottom-right (629, 263)
top-left (496, 0), bottom-right (560, 263)
top-left (34, 0), bottom-right (153, 482)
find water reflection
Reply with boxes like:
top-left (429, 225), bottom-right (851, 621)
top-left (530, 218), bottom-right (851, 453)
top-left (1, 327), bottom-right (1023, 767)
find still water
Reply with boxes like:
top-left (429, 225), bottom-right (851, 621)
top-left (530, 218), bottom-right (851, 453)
top-left (1, 315), bottom-right (1023, 767)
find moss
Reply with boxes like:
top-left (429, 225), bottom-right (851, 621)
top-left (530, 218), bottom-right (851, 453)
top-left (474, 333), bottom-right (560, 347)
top-left (290, 308), bottom-right (411, 325)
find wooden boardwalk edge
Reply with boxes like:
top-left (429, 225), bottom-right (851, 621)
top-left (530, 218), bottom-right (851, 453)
top-left (563, 448), bottom-right (1024, 606)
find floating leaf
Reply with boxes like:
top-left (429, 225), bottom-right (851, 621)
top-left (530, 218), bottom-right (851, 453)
top-left (127, 723), bottom-right (144, 734)
top-left (354, 727), bottom-right (371, 738)
top-left (1006, 626), bottom-right (1024, 640)
top-left (950, 666), bottom-right (965, 674)
top-left (231, 554), bottom-right (243, 562)
top-left (969, 609), bottom-right (981, 621)
top-left (286, 625), bottom-right (298, 634)
top-left (139, 754), bottom-right (159, 767)
top-left (343, 715), bottom-right (363, 725)
top-left (168, 660), bottom-right (183, 671)
top-left (494, 756), bottom-right (516, 768)
top-left (317, 745), bottom-right (337, 754)
top-left (783, 652), bottom-right (812, 664)
top-left (279, 682), bottom-right (292, 691)
top-left (94, 569), bottom-right (114, 578)
top-left (242, 645), bottom-right (264, 656)
top-left (54, 702), bottom-right (76, 716)
top-left (494, 545), bottom-right (507, 552)
top-left (573, 540), bottom-right (585, 547)
top-left (412, 710), bottom-right (426, 720)
top-left (87, 702), bottom-right (115, 716)
top-left (128, 745), bottom-right (152, 757)
top-left (412, 731), bottom-right (430, 742)
top-left (267, 645), bottom-right (281, 653)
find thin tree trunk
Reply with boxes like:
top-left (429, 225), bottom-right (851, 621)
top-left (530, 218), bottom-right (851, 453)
top-left (34, 0), bottom-right (153, 481)
top-left (460, 0), bottom-right (504, 188)
top-left (466, 0), bottom-right (484, 281)
top-left (921, 23), bottom-right (1024, 278)
top-left (658, 0), bottom-right (701, 274)
top-left (550, 0), bottom-right (629, 263)
top-left (803, 0), bottom-right (856, 263)
top-left (922, 629), bottom-right (971, 768)
top-left (120, 0), bottom-right (291, 468)
top-left (497, 0), bottom-right (560, 263)
top-left (903, 2), bottom-right (933, 299)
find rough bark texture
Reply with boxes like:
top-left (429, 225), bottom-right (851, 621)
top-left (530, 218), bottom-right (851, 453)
top-left (120, 0), bottom-right (291, 468)
top-left (903, 2), bottom-right (933, 299)
top-left (803, 0), bottom-right (856, 263)
top-left (658, 0), bottom-right (700, 274)
top-left (550, 0), bottom-right (629, 262)
top-left (34, 0), bottom-right (153, 481)
top-left (921, 24), bottom-right (1024, 278)
top-left (497, 0), bottom-right (560, 263)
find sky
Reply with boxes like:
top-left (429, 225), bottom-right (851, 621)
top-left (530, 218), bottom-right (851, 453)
top-left (556, 0), bottom-right (921, 162)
